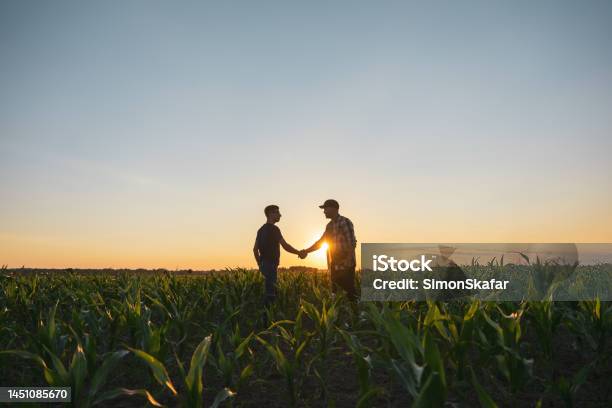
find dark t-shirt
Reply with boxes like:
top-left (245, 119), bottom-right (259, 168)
top-left (255, 223), bottom-right (282, 263)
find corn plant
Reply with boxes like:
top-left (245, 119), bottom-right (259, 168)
top-left (146, 286), bottom-right (201, 354)
top-left (130, 334), bottom-right (235, 407)
top-left (255, 312), bottom-right (311, 407)
top-left (365, 303), bottom-right (447, 407)
top-left (567, 299), bottom-right (612, 356)
top-left (1, 267), bottom-right (610, 406)
top-left (337, 328), bottom-right (383, 407)
top-left (469, 366), bottom-right (498, 408)
top-left (547, 362), bottom-right (593, 408)
top-left (1, 335), bottom-right (134, 407)
top-left (301, 299), bottom-right (339, 403)
top-left (479, 303), bottom-right (533, 394)
top-left (526, 298), bottom-right (562, 361)
top-left (209, 324), bottom-right (255, 391)
top-left (422, 300), bottom-right (480, 382)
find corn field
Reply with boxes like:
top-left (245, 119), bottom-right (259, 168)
top-left (1, 267), bottom-right (611, 407)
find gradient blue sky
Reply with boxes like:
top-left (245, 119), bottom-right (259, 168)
top-left (1, 1), bottom-right (611, 269)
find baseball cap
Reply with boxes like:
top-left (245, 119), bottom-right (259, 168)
top-left (318, 199), bottom-right (339, 209)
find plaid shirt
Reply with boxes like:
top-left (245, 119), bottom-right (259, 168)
top-left (323, 215), bottom-right (356, 270)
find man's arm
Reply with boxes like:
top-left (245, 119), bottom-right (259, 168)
top-left (303, 233), bottom-right (326, 254)
top-left (279, 236), bottom-right (300, 255)
top-left (253, 239), bottom-right (261, 266)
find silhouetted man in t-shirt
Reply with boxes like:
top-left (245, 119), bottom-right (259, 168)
top-left (253, 205), bottom-right (303, 305)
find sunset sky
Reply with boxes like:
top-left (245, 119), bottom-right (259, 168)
top-left (1, 1), bottom-right (611, 269)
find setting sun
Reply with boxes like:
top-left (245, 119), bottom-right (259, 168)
top-left (310, 241), bottom-right (328, 266)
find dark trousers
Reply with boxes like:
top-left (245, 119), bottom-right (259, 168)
top-left (330, 265), bottom-right (357, 301)
top-left (259, 259), bottom-right (278, 305)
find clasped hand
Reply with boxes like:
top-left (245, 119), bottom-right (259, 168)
top-left (298, 250), bottom-right (308, 259)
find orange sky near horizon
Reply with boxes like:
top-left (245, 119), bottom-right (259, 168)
top-left (2, 196), bottom-right (611, 270)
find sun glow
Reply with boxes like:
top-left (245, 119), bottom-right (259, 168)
top-left (312, 241), bottom-right (328, 265)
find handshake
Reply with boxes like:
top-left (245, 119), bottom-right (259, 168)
top-left (297, 250), bottom-right (308, 259)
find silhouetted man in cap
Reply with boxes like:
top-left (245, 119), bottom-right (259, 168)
top-left (302, 199), bottom-right (357, 301)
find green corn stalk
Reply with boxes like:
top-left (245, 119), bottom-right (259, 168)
top-left (547, 362), bottom-right (593, 408)
top-left (210, 325), bottom-right (254, 390)
top-left (520, 253), bottom-right (578, 300)
top-left (176, 334), bottom-right (212, 407)
top-left (255, 316), bottom-right (311, 408)
top-left (1, 344), bottom-right (132, 407)
top-left (337, 328), bottom-right (383, 407)
top-left (453, 301), bottom-right (480, 381)
top-left (527, 298), bottom-right (561, 361)
top-left (366, 303), bottom-right (448, 406)
top-left (131, 334), bottom-right (235, 408)
top-left (113, 289), bottom-right (170, 362)
top-left (421, 300), bottom-right (481, 382)
top-left (255, 336), bottom-right (300, 407)
top-left (302, 300), bottom-right (338, 360)
top-left (365, 303), bottom-right (423, 397)
top-left (301, 299), bottom-right (339, 403)
top-left (412, 331), bottom-right (447, 408)
top-left (469, 367), bottom-right (498, 408)
top-left (91, 388), bottom-right (164, 407)
top-left (569, 299), bottom-right (612, 355)
top-left (33, 301), bottom-right (68, 359)
top-left (146, 285), bottom-right (201, 354)
top-left (128, 346), bottom-right (178, 397)
top-left (480, 304), bottom-right (533, 394)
